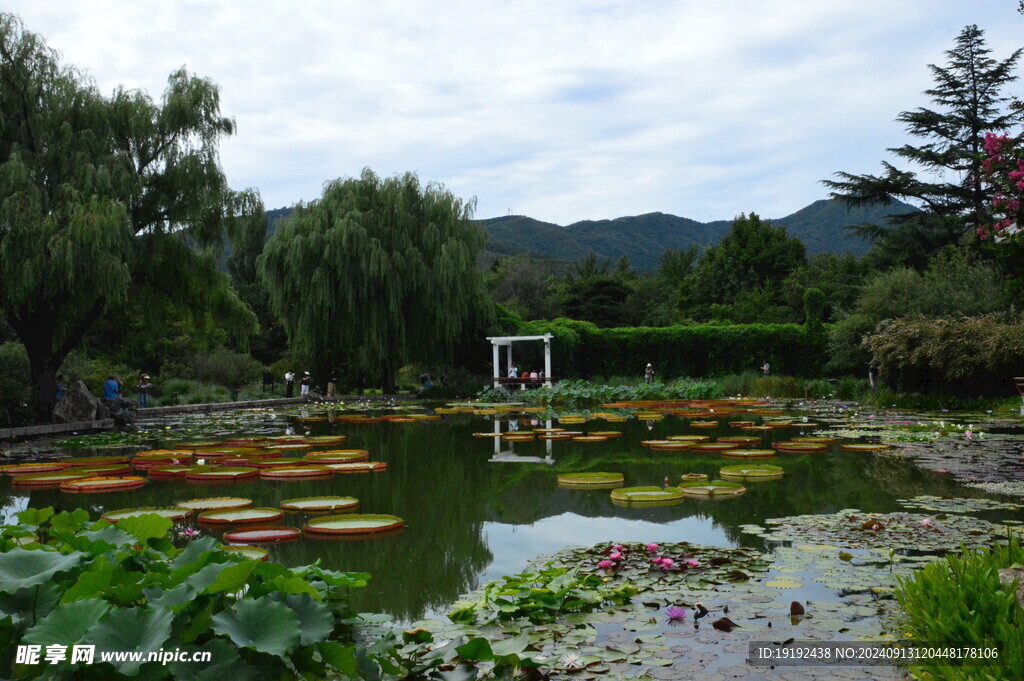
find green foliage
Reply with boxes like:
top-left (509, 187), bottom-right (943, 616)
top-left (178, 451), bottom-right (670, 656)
top-left (259, 169), bottom-right (490, 392)
top-left (684, 213), bottom-right (806, 320)
top-left (0, 508), bottom-right (378, 680)
top-left (489, 378), bottom-right (724, 406)
top-left (896, 538), bottom-right (1024, 681)
top-left (188, 349), bottom-right (263, 390)
top-left (0, 14), bottom-right (256, 421)
top-left (448, 565), bottom-right (638, 625)
top-left (865, 314), bottom-right (1024, 395)
top-left (825, 25), bottom-right (1024, 268)
top-left (0, 342), bottom-right (31, 426)
top-left (802, 287), bottom-right (826, 330)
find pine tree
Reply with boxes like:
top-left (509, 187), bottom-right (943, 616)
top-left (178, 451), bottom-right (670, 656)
top-left (824, 25), bottom-right (1023, 267)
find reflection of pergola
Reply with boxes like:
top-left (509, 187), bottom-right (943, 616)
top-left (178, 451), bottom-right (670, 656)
top-left (486, 334), bottom-right (553, 388)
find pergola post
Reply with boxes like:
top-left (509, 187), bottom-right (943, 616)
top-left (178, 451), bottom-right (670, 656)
top-left (492, 342), bottom-right (500, 388)
top-left (506, 344), bottom-right (513, 376)
top-left (544, 337), bottom-right (552, 385)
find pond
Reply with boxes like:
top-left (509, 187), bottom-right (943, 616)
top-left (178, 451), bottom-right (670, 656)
top-left (1, 401), bottom-right (1018, 626)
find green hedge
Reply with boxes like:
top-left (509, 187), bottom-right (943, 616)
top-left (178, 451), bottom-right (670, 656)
top-left (517, 319), bottom-right (829, 379)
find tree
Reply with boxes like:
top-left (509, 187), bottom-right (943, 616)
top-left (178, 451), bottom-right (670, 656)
top-left (0, 14), bottom-right (255, 421)
top-left (555, 253), bottom-right (635, 327)
top-left (258, 169), bottom-right (489, 392)
top-left (683, 213), bottom-right (806, 320)
top-left (824, 25), bottom-right (1023, 267)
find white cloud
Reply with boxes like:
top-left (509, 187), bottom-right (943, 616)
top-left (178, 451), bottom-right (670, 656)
top-left (5, 0), bottom-right (1020, 223)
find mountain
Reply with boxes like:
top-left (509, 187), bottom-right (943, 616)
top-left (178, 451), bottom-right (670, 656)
top-left (478, 199), bottom-right (917, 271)
top-left (258, 198), bottom-right (918, 272)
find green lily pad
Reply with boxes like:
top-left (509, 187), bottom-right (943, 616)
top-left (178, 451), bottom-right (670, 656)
top-left (280, 496), bottom-right (359, 512)
top-left (101, 507), bottom-right (192, 523)
top-left (197, 508), bottom-right (285, 526)
top-left (558, 472), bottom-right (625, 488)
top-left (303, 514), bottom-right (405, 536)
top-left (610, 487), bottom-right (685, 504)
top-left (677, 480), bottom-right (746, 497)
top-left (176, 497), bottom-right (254, 512)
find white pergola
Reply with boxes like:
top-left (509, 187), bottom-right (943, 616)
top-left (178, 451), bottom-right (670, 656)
top-left (486, 334), bottom-right (553, 388)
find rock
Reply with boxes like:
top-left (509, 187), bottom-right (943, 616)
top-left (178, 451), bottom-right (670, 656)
top-left (53, 380), bottom-right (102, 423)
top-left (998, 568), bottom-right (1024, 610)
top-left (790, 601), bottom-right (805, 616)
top-left (102, 398), bottom-right (137, 429)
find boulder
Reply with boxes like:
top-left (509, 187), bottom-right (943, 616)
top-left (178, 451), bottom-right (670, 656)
top-left (102, 398), bottom-right (137, 429)
top-left (53, 380), bottom-right (103, 423)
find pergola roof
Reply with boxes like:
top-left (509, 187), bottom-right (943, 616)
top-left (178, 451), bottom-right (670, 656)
top-left (486, 334), bottom-right (554, 344)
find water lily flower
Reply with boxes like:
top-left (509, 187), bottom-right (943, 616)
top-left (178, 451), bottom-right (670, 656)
top-left (665, 605), bottom-right (687, 620)
top-left (965, 430), bottom-right (973, 442)
top-left (651, 556), bottom-right (664, 565)
top-left (920, 518), bottom-right (932, 527)
top-left (686, 559), bottom-right (700, 568)
top-left (559, 653), bottom-right (585, 671)
top-left (597, 559), bottom-right (614, 569)
top-left (659, 558), bottom-right (676, 570)
top-left (613, 544), bottom-right (624, 551)
top-left (645, 542), bottom-right (659, 552)
top-left (609, 551), bottom-right (623, 561)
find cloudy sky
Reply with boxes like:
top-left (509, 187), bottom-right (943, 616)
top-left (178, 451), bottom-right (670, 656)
top-left (5, 1), bottom-right (1021, 224)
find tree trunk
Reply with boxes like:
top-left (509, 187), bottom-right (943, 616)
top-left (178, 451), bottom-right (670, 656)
top-left (381, 358), bottom-right (398, 394)
top-left (27, 350), bottom-right (61, 424)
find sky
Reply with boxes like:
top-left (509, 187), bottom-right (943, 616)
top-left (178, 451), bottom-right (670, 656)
top-left (4, 1), bottom-right (1021, 225)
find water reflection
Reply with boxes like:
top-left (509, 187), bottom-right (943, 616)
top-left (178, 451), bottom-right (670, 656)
top-left (0, 410), bottom-right (979, 621)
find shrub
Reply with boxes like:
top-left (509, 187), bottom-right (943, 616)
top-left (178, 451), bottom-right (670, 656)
top-left (189, 349), bottom-right (263, 390)
top-left (896, 538), bottom-right (1024, 681)
top-left (865, 314), bottom-right (1024, 396)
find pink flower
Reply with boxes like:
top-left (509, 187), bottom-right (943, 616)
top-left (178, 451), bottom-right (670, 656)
top-left (686, 559), bottom-right (700, 568)
top-left (659, 558), bottom-right (675, 570)
top-left (936, 468), bottom-right (950, 473)
top-left (612, 544), bottom-right (624, 551)
top-left (609, 551), bottom-right (623, 561)
top-left (921, 518), bottom-right (932, 527)
top-left (651, 556), bottom-right (664, 565)
top-left (665, 605), bottom-right (687, 620)
top-left (645, 543), bottom-right (659, 552)
top-left (597, 559), bottom-right (614, 569)
top-left (965, 430), bottom-right (973, 441)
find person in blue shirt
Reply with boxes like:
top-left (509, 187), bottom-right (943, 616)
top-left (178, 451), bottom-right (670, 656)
top-left (55, 374), bottom-right (66, 401)
top-left (102, 375), bottom-right (121, 400)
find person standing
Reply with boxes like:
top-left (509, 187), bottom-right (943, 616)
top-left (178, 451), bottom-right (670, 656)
top-left (284, 370), bottom-right (295, 398)
top-left (644, 363), bottom-right (654, 384)
top-left (761, 360), bottom-right (771, 377)
top-left (136, 374), bottom-right (152, 408)
top-left (327, 370), bottom-right (338, 397)
top-left (868, 364), bottom-right (878, 390)
top-left (55, 374), bottom-right (66, 401)
top-left (300, 371), bottom-right (312, 395)
top-left (103, 375), bottom-right (121, 399)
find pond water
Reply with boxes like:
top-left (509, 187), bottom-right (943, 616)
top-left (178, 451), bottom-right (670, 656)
top-left (0, 404), bottom-right (1009, 624)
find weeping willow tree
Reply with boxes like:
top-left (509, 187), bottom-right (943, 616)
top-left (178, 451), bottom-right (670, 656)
top-left (259, 169), bottom-right (490, 392)
top-left (0, 13), bottom-right (256, 421)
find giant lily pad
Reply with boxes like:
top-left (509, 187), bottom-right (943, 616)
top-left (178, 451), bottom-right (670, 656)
top-left (259, 465), bottom-right (333, 480)
top-left (223, 526), bottom-right (301, 544)
top-left (305, 450), bottom-right (369, 463)
top-left (150, 465), bottom-right (211, 480)
top-left (571, 435), bottom-right (609, 443)
top-left (72, 464), bottom-right (133, 476)
top-left (680, 473), bottom-right (709, 482)
top-left (773, 441), bottom-right (828, 453)
top-left (690, 420), bottom-right (719, 428)
top-left (839, 443), bottom-right (893, 452)
top-left (718, 436), bottom-right (762, 446)
top-left (678, 480), bottom-right (746, 497)
top-left (303, 514), bottom-right (406, 536)
top-left (721, 449), bottom-right (776, 459)
top-left (281, 496), bottom-right (359, 512)
top-left (60, 476), bottom-right (147, 493)
top-left (101, 507), bottom-right (192, 523)
top-left (1, 462), bottom-right (71, 476)
top-left (557, 472), bottom-right (625, 488)
top-left (501, 433), bottom-right (536, 441)
top-left (720, 464), bottom-right (784, 481)
top-left (325, 461), bottom-right (388, 473)
top-left (197, 508), bottom-right (284, 526)
top-left (687, 443), bottom-right (738, 453)
top-left (177, 497), bottom-right (254, 512)
top-left (666, 435), bottom-right (711, 443)
top-left (11, 471), bottom-right (91, 488)
top-left (185, 467), bottom-right (258, 482)
top-left (303, 435), bottom-right (349, 445)
top-left (610, 487), bottom-right (685, 504)
top-left (221, 545), bottom-right (270, 560)
top-left (793, 436), bottom-right (837, 445)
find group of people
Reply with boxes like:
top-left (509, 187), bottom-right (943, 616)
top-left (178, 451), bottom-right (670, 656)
top-left (283, 371), bottom-right (313, 397)
top-left (642, 360), bottom-right (772, 383)
top-left (507, 365), bottom-right (545, 388)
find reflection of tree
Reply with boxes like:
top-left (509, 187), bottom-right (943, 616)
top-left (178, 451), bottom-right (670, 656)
top-left (0, 414), bottom-right (974, 622)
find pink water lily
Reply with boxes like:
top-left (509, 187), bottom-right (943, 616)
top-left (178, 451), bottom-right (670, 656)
top-left (598, 559), bottom-right (614, 569)
top-left (665, 605), bottom-right (687, 620)
top-left (613, 544), bottom-right (624, 551)
top-left (686, 559), bottom-right (700, 568)
top-left (645, 543), bottom-right (659, 552)
top-left (609, 551), bottom-right (623, 561)
top-left (920, 518), bottom-right (933, 527)
top-left (659, 558), bottom-right (675, 570)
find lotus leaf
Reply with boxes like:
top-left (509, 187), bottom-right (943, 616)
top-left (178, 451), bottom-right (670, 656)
top-left (102, 507), bottom-right (191, 523)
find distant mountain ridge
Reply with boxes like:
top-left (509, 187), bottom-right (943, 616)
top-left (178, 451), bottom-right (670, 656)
top-left (264, 199), bottom-right (917, 271)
